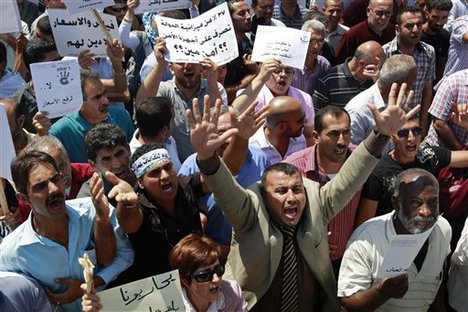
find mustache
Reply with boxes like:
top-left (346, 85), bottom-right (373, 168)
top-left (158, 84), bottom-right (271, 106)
top-left (46, 192), bottom-right (64, 206)
top-left (413, 215), bottom-right (436, 223)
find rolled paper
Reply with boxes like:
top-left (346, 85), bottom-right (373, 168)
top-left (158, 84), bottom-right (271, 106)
top-left (78, 253), bottom-right (95, 294)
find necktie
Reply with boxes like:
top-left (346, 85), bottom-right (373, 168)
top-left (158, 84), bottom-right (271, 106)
top-left (280, 226), bottom-right (299, 312)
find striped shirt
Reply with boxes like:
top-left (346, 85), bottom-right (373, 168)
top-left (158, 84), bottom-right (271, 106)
top-left (313, 58), bottom-right (374, 112)
top-left (383, 38), bottom-right (436, 109)
top-left (426, 69), bottom-right (468, 147)
top-left (291, 55), bottom-right (330, 96)
top-left (441, 15), bottom-right (468, 81)
top-left (272, 4), bottom-right (308, 30)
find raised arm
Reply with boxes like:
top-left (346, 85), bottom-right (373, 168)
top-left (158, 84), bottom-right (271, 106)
top-left (135, 37), bottom-right (168, 104)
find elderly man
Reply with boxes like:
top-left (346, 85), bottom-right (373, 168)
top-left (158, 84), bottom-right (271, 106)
top-left (233, 59), bottom-right (315, 146)
top-left (345, 54), bottom-right (417, 152)
top-left (187, 82), bottom-right (418, 311)
top-left (338, 169), bottom-right (451, 311)
top-left (448, 217), bottom-right (468, 311)
top-left (313, 40), bottom-right (385, 111)
top-left (337, 0), bottom-right (395, 63)
top-left (322, 0), bottom-right (350, 53)
top-left (0, 151), bottom-right (134, 310)
top-left (383, 6), bottom-right (436, 133)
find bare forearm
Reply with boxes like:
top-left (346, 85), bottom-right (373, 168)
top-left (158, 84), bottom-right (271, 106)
top-left (341, 285), bottom-right (391, 312)
top-left (136, 62), bottom-right (164, 104)
top-left (93, 215), bottom-right (116, 267)
top-left (109, 59), bottom-right (128, 93)
top-left (433, 119), bottom-right (462, 150)
top-left (419, 83), bottom-right (433, 135)
top-left (222, 136), bottom-right (248, 176)
top-left (231, 74), bottom-right (264, 113)
top-left (116, 204), bottom-right (143, 234)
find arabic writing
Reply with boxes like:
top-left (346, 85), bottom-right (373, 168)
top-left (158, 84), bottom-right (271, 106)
top-left (260, 40), bottom-right (293, 58)
top-left (120, 273), bottom-right (176, 306)
top-left (42, 96), bottom-right (74, 108)
top-left (66, 38), bottom-right (108, 49)
top-left (53, 17), bottom-right (115, 29)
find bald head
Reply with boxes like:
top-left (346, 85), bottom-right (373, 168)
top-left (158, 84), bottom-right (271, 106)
top-left (266, 96), bottom-right (304, 128)
top-left (354, 41), bottom-right (385, 63)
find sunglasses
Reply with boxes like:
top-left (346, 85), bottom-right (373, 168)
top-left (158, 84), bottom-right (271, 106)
top-left (108, 6), bottom-right (127, 13)
top-left (192, 264), bottom-right (225, 283)
top-left (397, 126), bottom-right (422, 138)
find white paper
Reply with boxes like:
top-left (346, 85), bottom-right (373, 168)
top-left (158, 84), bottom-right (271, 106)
top-left (30, 59), bottom-right (82, 119)
top-left (135, 0), bottom-right (191, 15)
top-left (98, 270), bottom-right (185, 312)
top-left (156, 2), bottom-right (239, 65)
top-left (49, 9), bottom-right (120, 57)
top-left (377, 225), bottom-right (434, 278)
top-left (0, 104), bottom-right (16, 180)
top-left (251, 25), bottom-right (310, 70)
top-left (63, 0), bottom-right (114, 15)
top-left (0, 0), bottom-right (22, 33)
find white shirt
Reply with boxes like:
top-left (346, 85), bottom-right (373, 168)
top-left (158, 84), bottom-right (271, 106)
top-left (345, 83), bottom-right (393, 153)
top-left (249, 127), bottom-right (306, 165)
top-left (338, 212), bottom-right (452, 311)
top-left (448, 217), bottom-right (468, 312)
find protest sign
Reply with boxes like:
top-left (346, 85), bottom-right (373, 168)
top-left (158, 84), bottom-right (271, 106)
top-left (377, 225), bottom-right (434, 278)
top-left (0, 0), bottom-right (22, 33)
top-left (30, 59), bottom-right (82, 119)
top-left (156, 2), bottom-right (238, 65)
top-left (135, 0), bottom-right (191, 15)
top-left (49, 9), bottom-right (119, 57)
top-left (99, 270), bottom-right (185, 312)
top-left (0, 104), bottom-right (16, 181)
top-left (251, 25), bottom-right (310, 70)
top-left (63, 0), bottom-right (114, 15)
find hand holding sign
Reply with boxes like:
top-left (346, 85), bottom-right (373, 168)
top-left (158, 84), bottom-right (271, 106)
top-left (78, 253), bottom-right (95, 295)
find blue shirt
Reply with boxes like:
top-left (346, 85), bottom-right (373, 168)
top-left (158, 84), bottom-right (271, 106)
top-left (179, 147), bottom-right (270, 244)
top-left (0, 198), bottom-right (134, 312)
top-left (50, 107), bottom-right (134, 163)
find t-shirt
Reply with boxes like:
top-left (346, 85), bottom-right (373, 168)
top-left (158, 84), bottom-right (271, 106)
top-left (362, 145), bottom-right (451, 216)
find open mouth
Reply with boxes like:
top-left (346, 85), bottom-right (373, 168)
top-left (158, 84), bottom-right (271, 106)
top-left (209, 285), bottom-right (219, 293)
top-left (47, 194), bottom-right (65, 210)
top-left (406, 143), bottom-right (417, 152)
top-left (335, 146), bottom-right (346, 155)
top-left (99, 105), bottom-right (109, 114)
top-left (161, 181), bottom-right (173, 192)
top-left (284, 206), bottom-right (298, 220)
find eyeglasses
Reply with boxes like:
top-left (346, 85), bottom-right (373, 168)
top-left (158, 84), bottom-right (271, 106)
top-left (310, 39), bottom-right (325, 46)
top-left (273, 68), bottom-right (295, 75)
top-left (396, 126), bottom-right (422, 138)
top-left (371, 9), bottom-right (392, 17)
top-left (192, 264), bottom-right (225, 283)
top-left (108, 6), bottom-right (127, 13)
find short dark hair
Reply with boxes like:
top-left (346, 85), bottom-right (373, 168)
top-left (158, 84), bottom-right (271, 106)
top-left (23, 38), bottom-right (57, 71)
top-left (261, 163), bottom-right (301, 187)
top-left (160, 9), bottom-right (188, 19)
top-left (130, 142), bottom-right (166, 166)
top-left (84, 124), bottom-right (128, 162)
top-left (169, 234), bottom-right (221, 282)
top-left (0, 41), bottom-right (6, 64)
top-left (80, 69), bottom-right (101, 101)
top-left (36, 15), bottom-right (53, 39)
top-left (303, 11), bottom-right (329, 27)
top-left (426, 0), bottom-right (452, 11)
top-left (227, 0), bottom-right (245, 14)
top-left (396, 6), bottom-right (422, 24)
top-left (314, 106), bottom-right (350, 133)
top-left (11, 151), bottom-right (59, 195)
top-left (135, 97), bottom-right (172, 138)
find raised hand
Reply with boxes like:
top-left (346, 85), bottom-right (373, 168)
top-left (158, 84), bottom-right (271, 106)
top-left (187, 95), bottom-right (239, 160)
top-left (106, 39), bottom-right (125, 63)
top-left (32, 111), bottom-right (51, 136)
top-left (81, 284), bottom-right (102, 312)
top-left (362, 57), bottom-right (382, 82)
top-left (106, 171), bottom-right (138, 208)
top-left (377, 273), bottom-right (409, 299)
top-left (234, 100), bottom-right (269, 140)
top-left (200, 57), bottom-right (219, 81)
top-left (154, 37), bottom-right (168, 64)
top-left (369, 83), bottom-right (420, 136)
top-left (451, 102), bottom-right (468, 130)
top-left (257, 58), bottom-right (282, 84)
top-left (90, 173), bottom-right (110, 219)
top-left (78, 49), bottom-right (96, 70)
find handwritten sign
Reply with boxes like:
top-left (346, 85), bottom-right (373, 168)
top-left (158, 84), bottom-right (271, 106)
top-left (0, 104), bottom-right (16, 180)
top-left (99, 270), bottom-right (185, 312)
top-left (0, 0), bottom-right (22, 33)
top-left (251, 25), bottom-right (310, 70)
top-left (135, 0), bottom-right (191, 15)
top-left (30, 59), bottom-right (82, 119)
top-left (156, 2), bottom-right (238, 65)
top-left (377, 224), bottom-right (434, 278)
top-left (49, 9), bottom-right (119, 57)
top-left (63, 0), bottom-right (114, 15)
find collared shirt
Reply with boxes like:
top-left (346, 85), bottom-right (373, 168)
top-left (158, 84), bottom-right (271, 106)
top-left (448, 217), bottom-right (468, 311)
top-left (338, 212), bottom-right (451, 311)
top-left (446, 0), bottom-right (468, 32)
top-left (249, 127), bottom-right (306, 165)
top-left (157, 78), bottom-right (228, 161)
top-left (426, 69), bottom-right (468, 147)
top-left (337, 20), bottom-right (395, 63)
top-left (49, 107), bottom-right (135, 163)
top-left (291, 55), bottom-right (330, 96)
top-left (440, 15), bottom-right (468, 82)
top-left (313, 58), bottom-right (374, 111)
top-left (345, 83), bottom-right (394, 153)
top-left (383, 38), bottom-right (436, 108)
top-left (284, 145), bottom-right (361, 260)
top-left (253, 84), bottom-right (315, 128)
top-left (0, 198), bottom-right (134, 312)
top-left (326, 23), bottom-right (350, 53)
top-left (272, 4), bottom-right (308, 29)
top-left (179, 147), bottom-right (270, 245)
top-left (130, 130), bottom-right (182, 172)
